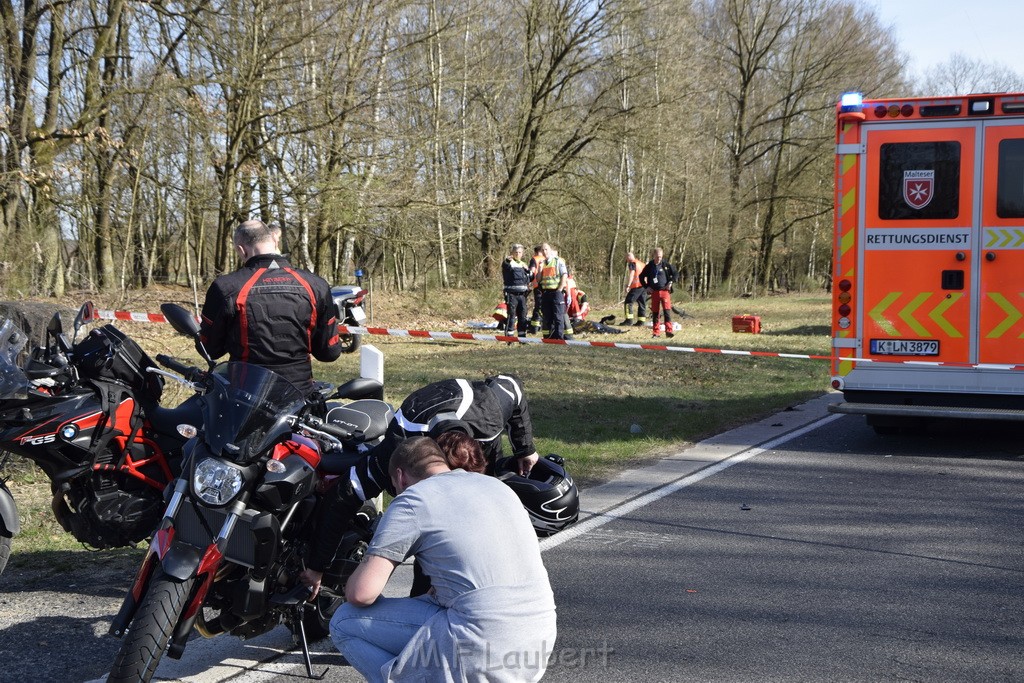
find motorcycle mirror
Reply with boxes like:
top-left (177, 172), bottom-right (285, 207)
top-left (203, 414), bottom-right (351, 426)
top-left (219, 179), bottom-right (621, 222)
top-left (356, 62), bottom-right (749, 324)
top-left (159, 303), bottom-right (214, 366)
top-left (71, 301), bottom-right (96, 344)
top-left (46, 312), bottom-right (73, 355)
top-left (47, 312), bottom-right (64, 338)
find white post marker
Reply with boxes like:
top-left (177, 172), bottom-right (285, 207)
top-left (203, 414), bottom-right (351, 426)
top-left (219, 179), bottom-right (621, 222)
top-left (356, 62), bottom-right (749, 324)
top-left (359, 343), bottom-right (385, 513)
top-left (359, 343), bottom-right (384, 383)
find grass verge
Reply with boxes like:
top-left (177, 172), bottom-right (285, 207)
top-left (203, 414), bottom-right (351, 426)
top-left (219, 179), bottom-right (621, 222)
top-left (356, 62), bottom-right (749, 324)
top-left (2, 289), bottom-right (831, 565)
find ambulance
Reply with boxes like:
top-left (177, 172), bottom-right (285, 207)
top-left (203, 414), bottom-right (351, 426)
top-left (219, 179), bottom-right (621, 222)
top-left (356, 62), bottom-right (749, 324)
top-left (828, 92), bottom-right (1024, 432)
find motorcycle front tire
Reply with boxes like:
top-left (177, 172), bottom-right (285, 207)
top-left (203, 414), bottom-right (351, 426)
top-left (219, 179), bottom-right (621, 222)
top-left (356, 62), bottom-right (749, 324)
top-left (107, 568), bottom-right (196, 683)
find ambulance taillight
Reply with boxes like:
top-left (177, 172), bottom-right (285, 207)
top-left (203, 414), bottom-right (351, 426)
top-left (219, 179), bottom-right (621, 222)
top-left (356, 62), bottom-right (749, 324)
top-left (836, 279), bottom-right (852, 330)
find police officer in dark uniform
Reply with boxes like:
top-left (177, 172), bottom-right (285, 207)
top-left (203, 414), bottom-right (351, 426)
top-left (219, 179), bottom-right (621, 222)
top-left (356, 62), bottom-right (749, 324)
top-left (501, 243), bottom-right (531, 337)
top-left (199, 220), bottom-right (343, 392)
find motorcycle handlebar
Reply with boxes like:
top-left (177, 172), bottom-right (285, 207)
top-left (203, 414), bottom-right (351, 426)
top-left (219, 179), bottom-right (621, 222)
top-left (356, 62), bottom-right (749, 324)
top-left (302, 415), bottom-right (352, 441)
top-left (155, 354), bottom-right (206, 384)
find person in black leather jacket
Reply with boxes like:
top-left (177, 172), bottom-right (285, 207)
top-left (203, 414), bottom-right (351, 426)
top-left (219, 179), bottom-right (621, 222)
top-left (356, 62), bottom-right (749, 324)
top-left (199, 220), bottom-right (342, 392)
top-left (299, 374), bottom-right (541, 594)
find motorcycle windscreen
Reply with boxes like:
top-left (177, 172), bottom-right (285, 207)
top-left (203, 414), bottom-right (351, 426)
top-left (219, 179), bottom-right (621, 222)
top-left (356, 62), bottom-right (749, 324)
top-left (0, 319), bottom-right (29, 399)
top-left (203, 362), bottom-right (306, 459)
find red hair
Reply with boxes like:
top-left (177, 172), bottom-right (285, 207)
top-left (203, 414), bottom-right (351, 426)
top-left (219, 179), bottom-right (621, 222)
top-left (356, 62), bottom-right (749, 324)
top-left (435, 431), bottom-right (486, 474)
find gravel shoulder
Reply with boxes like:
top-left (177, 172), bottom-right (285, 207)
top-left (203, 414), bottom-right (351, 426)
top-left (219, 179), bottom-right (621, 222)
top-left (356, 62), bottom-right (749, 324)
top-left (0, 551), bottom-right (138, 682)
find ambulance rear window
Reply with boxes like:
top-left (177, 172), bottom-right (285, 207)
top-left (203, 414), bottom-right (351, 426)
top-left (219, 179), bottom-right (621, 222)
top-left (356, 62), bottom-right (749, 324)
top-left (996, 139), bottom-right (1024, 218)
top-left (878, 141), bottom-right (960, 220)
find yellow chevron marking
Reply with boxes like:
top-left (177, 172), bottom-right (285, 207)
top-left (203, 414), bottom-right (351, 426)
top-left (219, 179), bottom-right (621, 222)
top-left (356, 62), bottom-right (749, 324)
top-left (868, 292), bottom-right (901, 336)
top-left (839, 359), bottom-right (854, 376)
top-left (984, 228), bottom-right (1024, 248)
top-left (841, 154), bottom-right (856, 175)
top-left (928, 293), bottom-right (963, 338)
top-left (898, 293), bottom-right (932, 337)
top-left (841, 188), bottom-right (856, 217)
top-left (840, 228), bottom-right (855, 256)
top-left (986, 292), bottom-right (1023, 338)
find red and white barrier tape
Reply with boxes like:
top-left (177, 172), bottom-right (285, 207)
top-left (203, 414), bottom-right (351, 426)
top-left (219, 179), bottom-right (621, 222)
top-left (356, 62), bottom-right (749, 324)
top-left (97, 309), bottom-right (167, 323)
top-left (337, 325), bottom-right (833, 362)
top-left (92, 310), bottom-right (1024, 370)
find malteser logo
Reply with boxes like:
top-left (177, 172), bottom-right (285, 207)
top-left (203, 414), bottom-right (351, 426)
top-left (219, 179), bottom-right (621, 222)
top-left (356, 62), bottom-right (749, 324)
top-left (903, 170), bottom-right (934, 210)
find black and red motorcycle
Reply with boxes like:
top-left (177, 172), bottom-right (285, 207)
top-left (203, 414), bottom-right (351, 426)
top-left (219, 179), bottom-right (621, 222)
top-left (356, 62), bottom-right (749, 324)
top-left (107, 303), bottom-right (392, 683)
top-left (0, 304), bottom-right (195, 575)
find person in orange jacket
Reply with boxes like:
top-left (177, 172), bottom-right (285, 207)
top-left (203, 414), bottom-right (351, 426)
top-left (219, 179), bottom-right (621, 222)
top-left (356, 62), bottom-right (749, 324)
top-left (620, 251), bottom-right (648, 327)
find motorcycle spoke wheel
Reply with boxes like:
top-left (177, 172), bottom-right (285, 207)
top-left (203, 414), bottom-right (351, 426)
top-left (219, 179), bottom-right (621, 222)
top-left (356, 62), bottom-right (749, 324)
top-left (107, 569), bottom-right (195, 683)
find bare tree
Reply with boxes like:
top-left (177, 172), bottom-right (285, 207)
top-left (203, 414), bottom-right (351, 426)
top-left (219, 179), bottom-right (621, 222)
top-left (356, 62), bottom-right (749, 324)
top-left (920, 52), bottom-right (1024, 95)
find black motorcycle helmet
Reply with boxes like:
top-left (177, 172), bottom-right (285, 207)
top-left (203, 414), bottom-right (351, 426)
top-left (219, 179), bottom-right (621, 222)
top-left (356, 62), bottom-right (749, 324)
top-left (496, 454), bottom-right (579, 537)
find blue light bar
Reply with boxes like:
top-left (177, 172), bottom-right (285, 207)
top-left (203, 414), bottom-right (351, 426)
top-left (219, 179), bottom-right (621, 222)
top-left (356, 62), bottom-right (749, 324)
top-left (839, 92), bottom-right (863, 113)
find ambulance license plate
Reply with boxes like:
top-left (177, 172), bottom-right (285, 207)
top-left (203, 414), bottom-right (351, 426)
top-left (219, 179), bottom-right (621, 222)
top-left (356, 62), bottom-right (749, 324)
top-left (348, 305), bottom-right (366, 323)
top-left (870, 339), bottom-right (939, 356)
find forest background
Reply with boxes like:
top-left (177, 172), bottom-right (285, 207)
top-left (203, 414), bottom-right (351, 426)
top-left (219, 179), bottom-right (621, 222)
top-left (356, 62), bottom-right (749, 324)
top-left (2, 0), bottom-right (1023, 304)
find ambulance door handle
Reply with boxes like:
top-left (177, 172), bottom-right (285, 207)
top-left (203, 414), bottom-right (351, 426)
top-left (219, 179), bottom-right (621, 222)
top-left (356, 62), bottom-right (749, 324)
top-left (955, 252), bottom-right (966, 261)
top-left (986, 252), bottom-right (997, 262)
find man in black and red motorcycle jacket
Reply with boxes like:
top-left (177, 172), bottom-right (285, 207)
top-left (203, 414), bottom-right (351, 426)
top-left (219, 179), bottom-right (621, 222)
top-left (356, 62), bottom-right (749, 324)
top-left (199, 220), bottom-right (342, 393)
top-left (299, 374), bottom-right (540, 590)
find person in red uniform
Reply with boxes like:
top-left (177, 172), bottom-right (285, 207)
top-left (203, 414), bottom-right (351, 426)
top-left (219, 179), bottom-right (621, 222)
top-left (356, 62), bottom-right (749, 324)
top-left (638, 247), bottom-right (678, 338)
top-left (199, 220), bottom-right (342, 393)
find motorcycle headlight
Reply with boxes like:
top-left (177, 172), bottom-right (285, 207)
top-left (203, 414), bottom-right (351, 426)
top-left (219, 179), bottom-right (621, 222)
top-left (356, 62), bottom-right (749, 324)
top-left (192, 457), bottom-right (245, 506)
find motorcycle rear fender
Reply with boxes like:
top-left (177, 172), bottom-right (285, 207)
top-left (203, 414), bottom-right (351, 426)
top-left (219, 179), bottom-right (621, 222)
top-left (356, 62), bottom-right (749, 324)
top-left (0, 481), bottom-right (19, 536)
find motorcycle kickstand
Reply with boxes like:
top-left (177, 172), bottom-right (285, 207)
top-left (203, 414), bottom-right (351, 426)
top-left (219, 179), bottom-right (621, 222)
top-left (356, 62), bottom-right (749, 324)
top-left (293, 604), bottom-right (329, 680)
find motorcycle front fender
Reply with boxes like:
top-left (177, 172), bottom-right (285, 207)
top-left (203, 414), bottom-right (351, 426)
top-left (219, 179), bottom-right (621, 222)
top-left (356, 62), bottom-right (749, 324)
top-left (161, 541), bottom-right (203, 581)
top-left (0, 480), bottom-right (19, 536)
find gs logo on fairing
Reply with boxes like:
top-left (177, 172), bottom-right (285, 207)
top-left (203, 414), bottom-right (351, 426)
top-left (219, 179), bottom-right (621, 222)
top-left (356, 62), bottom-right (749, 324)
top-left (20, 434), bottom-right (56, 446)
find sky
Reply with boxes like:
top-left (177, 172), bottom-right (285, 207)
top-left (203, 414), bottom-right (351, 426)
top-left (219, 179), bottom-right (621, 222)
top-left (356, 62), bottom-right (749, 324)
top-left (867, 0), bottom-right (1024, 77)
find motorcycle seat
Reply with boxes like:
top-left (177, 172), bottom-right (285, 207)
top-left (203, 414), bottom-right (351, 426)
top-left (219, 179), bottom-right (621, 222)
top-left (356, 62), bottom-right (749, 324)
top-left (148, 398), bottom-right (204, 437)
top-left (324, 399), bottom-right (394, 446)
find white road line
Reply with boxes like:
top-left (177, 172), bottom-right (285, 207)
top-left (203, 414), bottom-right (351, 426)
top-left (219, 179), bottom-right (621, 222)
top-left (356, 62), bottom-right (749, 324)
top-left (539, 413), bottom-right (843, 553)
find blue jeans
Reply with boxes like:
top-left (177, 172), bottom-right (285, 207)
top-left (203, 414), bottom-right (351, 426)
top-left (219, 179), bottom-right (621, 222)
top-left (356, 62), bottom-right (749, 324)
top-left (330, 594), bottom-right (443, 683)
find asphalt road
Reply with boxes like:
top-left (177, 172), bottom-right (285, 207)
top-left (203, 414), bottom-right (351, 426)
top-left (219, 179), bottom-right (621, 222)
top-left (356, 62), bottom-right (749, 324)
top-left (2, 394), bottom-right (1022, 682)
top-left (543, 411), bottom-right (1024, 682)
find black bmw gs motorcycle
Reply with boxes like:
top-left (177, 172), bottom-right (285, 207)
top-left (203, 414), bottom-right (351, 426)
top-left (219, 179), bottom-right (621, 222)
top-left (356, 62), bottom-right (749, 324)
top-left (107, 303), bottom-right (393, 683)
top-left (0, 304), bottom-right (193, 575)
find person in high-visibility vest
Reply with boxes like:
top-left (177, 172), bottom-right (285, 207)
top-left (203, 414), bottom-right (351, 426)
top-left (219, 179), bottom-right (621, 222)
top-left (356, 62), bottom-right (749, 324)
top-left (620, 251), bottom-right (648, 326)
top-left (527, 245), bottom-right (544, 334)
top-left (538, 243), bottom-right (569, 340)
